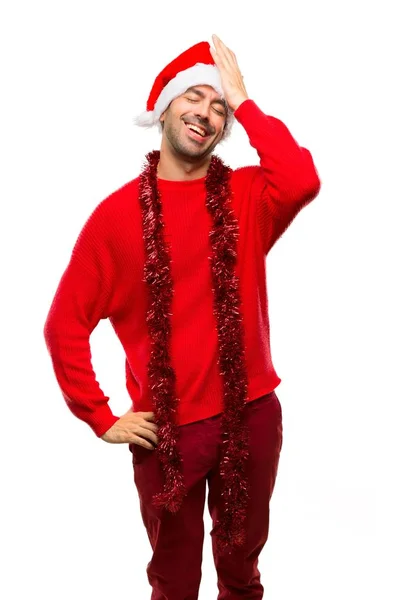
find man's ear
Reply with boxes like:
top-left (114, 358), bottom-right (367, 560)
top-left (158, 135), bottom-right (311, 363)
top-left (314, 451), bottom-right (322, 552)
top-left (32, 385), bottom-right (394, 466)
top-left (160, 105), bottom-right (170, 124)
top-left (159, 112), bottom-right (165, 131)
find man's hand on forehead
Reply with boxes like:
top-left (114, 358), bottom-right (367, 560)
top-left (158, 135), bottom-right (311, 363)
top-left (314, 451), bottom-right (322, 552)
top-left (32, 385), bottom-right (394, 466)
top-left (210, 34), bottom-right (249, 112)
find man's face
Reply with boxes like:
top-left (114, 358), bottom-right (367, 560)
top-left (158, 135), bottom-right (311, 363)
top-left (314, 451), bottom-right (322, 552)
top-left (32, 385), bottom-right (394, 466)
top-left (159, 85), bottom-right (228, 159)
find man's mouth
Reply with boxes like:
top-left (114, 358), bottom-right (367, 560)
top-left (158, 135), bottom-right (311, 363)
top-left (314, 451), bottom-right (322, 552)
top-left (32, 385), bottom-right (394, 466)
top-left (183, 121), bottom-right (211, 141)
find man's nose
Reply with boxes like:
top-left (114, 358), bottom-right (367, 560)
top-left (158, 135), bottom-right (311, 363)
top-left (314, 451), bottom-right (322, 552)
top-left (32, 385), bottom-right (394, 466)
top-left (194, 102), bottom-right (210, 120)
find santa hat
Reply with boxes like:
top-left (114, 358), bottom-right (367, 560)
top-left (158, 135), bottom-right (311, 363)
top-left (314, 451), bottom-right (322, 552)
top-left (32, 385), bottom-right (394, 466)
top-left (134, 41), bottom-right (234, 140)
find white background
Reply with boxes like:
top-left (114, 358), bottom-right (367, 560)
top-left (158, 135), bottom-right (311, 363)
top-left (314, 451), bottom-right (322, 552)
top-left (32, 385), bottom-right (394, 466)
top-left (1, 0), bottom-right (413, 598)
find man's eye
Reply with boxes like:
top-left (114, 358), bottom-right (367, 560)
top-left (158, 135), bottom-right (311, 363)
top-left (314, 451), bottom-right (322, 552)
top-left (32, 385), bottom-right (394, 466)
top-left (185, 97), bottom-right (224, 116)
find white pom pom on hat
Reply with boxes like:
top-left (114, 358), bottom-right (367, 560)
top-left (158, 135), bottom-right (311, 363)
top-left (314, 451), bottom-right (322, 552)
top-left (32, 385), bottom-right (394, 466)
top-left (133, 41), bottom-right (234, 140)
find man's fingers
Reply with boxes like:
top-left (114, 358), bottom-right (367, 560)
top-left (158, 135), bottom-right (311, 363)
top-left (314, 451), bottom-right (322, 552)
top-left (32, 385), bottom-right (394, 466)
top-left (132, 425), bottom-right (158, 446)
top-left (130, 434), bottom-right (156, 450)
top-left (210, 46), bottom-right (220, 62)
top-left (212, 35), bottom-right (232, 70)
top-left (213, 42), bottom-right (233, 71)
top-left (135, 411), bottom-right (155, 420)
top-left (125, 408), bottom-right (155, 420)
top-left (229, 49), bottom-right (240, 67)
top-left (212, 34), bottom-right (236, 69)
top-left (139, 420), bottom-right (158, 434)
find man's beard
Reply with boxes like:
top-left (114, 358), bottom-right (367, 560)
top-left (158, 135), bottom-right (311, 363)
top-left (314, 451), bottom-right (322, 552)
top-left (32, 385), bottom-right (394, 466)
top-left (164, 117), bottom-right (220, 160)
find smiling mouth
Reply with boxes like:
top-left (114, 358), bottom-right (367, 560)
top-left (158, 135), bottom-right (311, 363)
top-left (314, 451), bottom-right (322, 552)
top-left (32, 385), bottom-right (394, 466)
top-left (183, 121), bottom-right (211, 141)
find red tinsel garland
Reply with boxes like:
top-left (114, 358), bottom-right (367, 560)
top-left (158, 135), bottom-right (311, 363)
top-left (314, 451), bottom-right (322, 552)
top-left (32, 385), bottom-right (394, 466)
top-left (139, 150), bottom-right (250, 556)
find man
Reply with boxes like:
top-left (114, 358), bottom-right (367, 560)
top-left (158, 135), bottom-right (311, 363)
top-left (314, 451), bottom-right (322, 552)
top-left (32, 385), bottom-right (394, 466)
top-left (44, 34), bottom-right (321, 599)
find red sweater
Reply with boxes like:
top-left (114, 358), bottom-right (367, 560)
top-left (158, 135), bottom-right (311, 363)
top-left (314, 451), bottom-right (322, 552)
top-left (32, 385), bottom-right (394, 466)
top-left (43, 99), bottom-right (321, 438)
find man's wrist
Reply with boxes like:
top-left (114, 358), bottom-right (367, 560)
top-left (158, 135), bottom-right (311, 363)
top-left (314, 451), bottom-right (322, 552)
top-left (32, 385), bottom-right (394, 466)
top-left (231, 96), bottom-right (250, 112)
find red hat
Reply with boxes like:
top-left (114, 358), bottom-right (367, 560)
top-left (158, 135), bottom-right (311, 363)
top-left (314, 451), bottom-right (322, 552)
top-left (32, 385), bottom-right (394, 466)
top-left (134, 41), bottom-right (234, 140)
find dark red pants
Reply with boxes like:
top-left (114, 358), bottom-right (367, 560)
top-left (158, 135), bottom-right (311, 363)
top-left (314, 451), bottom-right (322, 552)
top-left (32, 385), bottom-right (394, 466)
top-left (129, 390), bottom-right (283, 599)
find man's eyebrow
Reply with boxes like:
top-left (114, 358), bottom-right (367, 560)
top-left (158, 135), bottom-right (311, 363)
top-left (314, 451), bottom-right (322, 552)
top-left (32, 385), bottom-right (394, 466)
top-left (185, 87), bottom-right (227, 109)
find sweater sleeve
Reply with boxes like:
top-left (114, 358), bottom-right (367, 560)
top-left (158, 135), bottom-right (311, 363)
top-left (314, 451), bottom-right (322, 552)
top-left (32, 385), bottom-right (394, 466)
top-left (234, 99), bottom-right (322, 254)
top-left (43, 200), bottom-right (120, 438)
